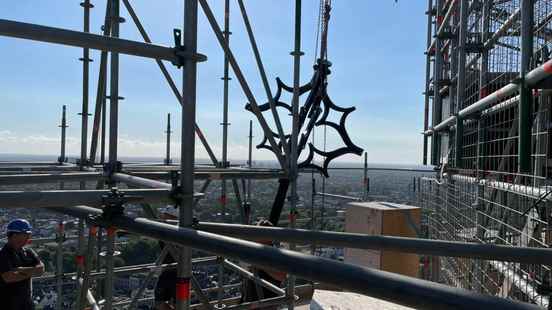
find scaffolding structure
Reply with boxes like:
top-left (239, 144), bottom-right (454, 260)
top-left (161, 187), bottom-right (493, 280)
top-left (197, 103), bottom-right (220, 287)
top-left (422, 0), bottom-right (552, 306)
top-left (1, 1), bottom-right (552, 310)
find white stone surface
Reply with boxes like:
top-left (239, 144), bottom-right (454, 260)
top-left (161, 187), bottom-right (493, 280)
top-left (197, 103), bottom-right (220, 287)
top-left (296, 290), bottom-right (415, 310)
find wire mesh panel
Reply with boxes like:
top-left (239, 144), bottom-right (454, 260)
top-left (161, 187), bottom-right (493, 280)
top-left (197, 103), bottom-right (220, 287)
top-left (418, 175), bottom-right (552, 307)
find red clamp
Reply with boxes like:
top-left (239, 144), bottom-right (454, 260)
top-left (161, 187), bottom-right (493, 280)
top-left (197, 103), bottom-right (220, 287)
top-left (543, 61), bottom-right (552, 74)
top-left (76, 255), bottom-right (85, 267)
top-left (288, 211), bottom-right (298, 222)
top-left (107, 227), bottom-right (117, 237)
top-left (176, 278), bottom-right (191, 301)
top-left (479, 87), bottom-right (488, 99)
top-left (437, 15), bottom-right (444, 26)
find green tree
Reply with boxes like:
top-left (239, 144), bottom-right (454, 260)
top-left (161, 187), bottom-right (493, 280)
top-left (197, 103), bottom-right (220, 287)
top-left (120, 238), bottom-right (159, 265)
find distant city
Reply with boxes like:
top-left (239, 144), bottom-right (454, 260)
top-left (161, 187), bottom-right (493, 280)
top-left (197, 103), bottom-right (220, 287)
top-left (0, 153), bottom-right (433, 309)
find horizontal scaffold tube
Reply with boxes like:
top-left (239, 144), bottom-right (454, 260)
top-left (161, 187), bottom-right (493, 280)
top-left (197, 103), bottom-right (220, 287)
top-left (450, 174), bottom-right (552, 201)
top-left (112, 172), bottom-right (172, 189)
top-left (196, 222), bottom-right (552, 265)
top-left (425, 58), bottom-right (552, 135)
top-left (0, 165), bottom-right (79, 173)
top-left (35, 257), bottom-right (218, 282)
top-left (49, 205), bottom-right (540, 310)
top-left (316, 192), bottom-right (362, 201)
top-left (0, 189), bottom-right (178, 208)
top-left (0, 19), bottom-right (206, 63)
top-left (0, 172), bottom-right (102, 185)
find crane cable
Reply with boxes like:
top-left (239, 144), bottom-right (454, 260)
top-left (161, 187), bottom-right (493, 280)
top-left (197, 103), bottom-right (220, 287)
top-left (319, 0), bottom-right (332, 61)
top-left (314, 0), bottom-right (331, 64)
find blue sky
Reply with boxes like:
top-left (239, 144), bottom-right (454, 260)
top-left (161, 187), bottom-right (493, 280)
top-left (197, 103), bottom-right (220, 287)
top-left (0, 1), bottom-right (428, 165)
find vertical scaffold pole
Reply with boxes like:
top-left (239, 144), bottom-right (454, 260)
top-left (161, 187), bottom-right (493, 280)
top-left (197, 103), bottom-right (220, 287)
top-left (95, 227), bottom-right (103, 301)
top-left (288, 0), bottom-right (302, 308)
top-left (247, 120), bottom-right (253, 202)
top-left (218, 0), bottom-right (231, 304)
top-left (165, 113), bottom-right (172, 165)
top-left (100, 91), bottom-right (107, 164)
top-left (478, 1), bottom-right (491, 173)
top-left (77, 225), bottom-right (98, 310)
top-left (363, 152), bottom-right (368, 201)
top-left (89, 0), bottom-right (111, 164)
top-left (455, 0), bottom-right (468, 169)
top-left (177, 0), bottom-right (199, 309)
top-left (423, 0), bottom-right (433, 165)
top-left (79, 0), bottom-right (93, 169)
top-left (103, 227), bottom-right (116, 310)
top-left (431, 0), bottom-right (444, 166)
top-left (55, 221), bottom-right (64, 310)
top-left (519, 0), bottom-right (534, 173)
top-left (74, 220), bottom-right (86, 309)
top-left (109, 0), bottom-right (120, 166)
top-left (59, 105), bottom-right (67, 164)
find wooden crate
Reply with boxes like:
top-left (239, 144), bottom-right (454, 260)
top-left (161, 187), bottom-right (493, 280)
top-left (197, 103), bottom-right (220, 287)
top-left (344, 201), bottom-right (420, 278)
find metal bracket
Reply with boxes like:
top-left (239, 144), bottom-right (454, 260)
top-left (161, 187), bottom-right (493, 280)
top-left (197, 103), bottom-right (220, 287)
top-left (192, 217), bottom-right (199, 228)
top-left (103, 161), bottom-right (123, 178)
top-left (75, 158), bottom-right (92, 167)
top-left (99, 187), bottom-right (141, 221)
top-left (172, 28), bottom-right (208, 68)
top-left (172, 28), bottom-right (184, 68)
top-left (79, 2), bottom-right (94, 9)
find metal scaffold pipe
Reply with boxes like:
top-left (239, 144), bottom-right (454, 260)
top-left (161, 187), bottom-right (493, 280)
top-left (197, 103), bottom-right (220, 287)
top-left (108, 0), bottom-right (121, 167)
top-left (287, 0), bottom-right (302, 307)
top-left (178, 0), bottom-right (199, 308)
top-left (426, 56), bottom-right (552, 135)
top-left (0, 188), bottom-right (173, 208)
top-left (79, 0), bottom-right (93, 170)
top-left (89, 0), bottom-right (111, 164)
top-left (195, 222), bottom-right (552, 265)
top-left (121, 0), bottom-right (219, 166)
top-left (59, 105), bottom-right (68, 164)
top-left (48, 205), bottom-right (540, 310)
top-left (198, 0), bottom-right (288, 171)
top-left (0, 172), bottom-right (103, 185)
top-left (111, 172), bottom-right (171, 189)
top-left (0, 19), bottom-right (205, 63)
top-left (422, 0), bottom-right (433, 165)
top-left (165, 113), bottom-right (171, 165)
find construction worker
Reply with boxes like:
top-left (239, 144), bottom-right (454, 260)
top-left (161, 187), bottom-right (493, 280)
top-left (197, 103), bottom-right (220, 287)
top-left (241, 219), bottom-right (286, 309)
top-left (0, 219), bottom-right (45, 310)
top-left (155, 211), bottom-right (178, 310)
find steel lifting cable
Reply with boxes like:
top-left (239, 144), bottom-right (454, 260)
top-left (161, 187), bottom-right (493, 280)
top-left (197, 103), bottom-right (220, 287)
top-left (321, 123), bottom-right (327, 230)
top-left (314, 0), bottom-right (331, 64)
top-left (313, 0), bottom-right (323, 65)
top-left (314, 0), bottom-right (331, 231)
top-left (319, 0), bottom-right (332, 61)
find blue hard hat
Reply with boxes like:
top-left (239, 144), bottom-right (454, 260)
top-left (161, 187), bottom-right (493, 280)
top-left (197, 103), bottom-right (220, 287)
top-left (6, 219), bottom-right (32, 234)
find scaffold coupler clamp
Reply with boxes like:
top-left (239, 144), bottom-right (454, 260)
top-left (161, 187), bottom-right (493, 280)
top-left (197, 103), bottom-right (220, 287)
top-left (191, 217), bottom-right (199, 229)
top-left (99, 187), bottom-right (127, 221)
top-left (172, 28), bottom-right (208, 68)
top-left (103, 160), bottom-right (122, 181)
top-left (76, 158), bottom-right (92, 168)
